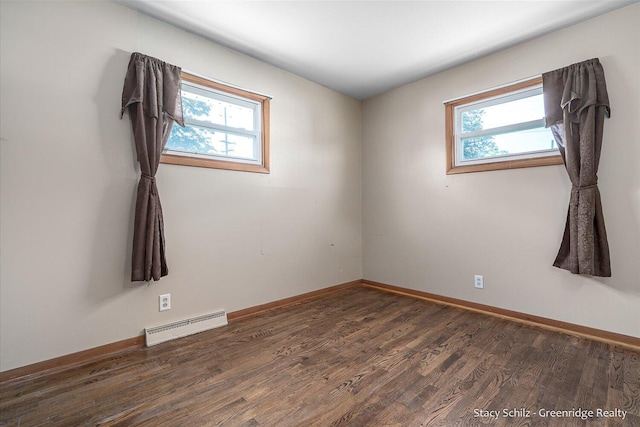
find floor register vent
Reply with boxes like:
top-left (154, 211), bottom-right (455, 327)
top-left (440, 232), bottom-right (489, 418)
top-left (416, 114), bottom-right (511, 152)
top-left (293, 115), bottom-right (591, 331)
top-left (145, 310), bottom-right (228, 346)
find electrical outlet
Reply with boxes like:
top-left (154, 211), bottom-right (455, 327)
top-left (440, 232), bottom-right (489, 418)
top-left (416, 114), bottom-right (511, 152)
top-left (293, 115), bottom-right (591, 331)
top-left (159, 294), bottom-right (171, 311)
top-left (474, 275), bottom-right (484, 289)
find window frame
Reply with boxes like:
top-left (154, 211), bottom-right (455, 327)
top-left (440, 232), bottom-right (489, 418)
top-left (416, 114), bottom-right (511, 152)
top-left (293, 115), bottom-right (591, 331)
top-left (161, 72), bottom-right (271, 174)
top-left (445, 77), bottom-right (563, 175)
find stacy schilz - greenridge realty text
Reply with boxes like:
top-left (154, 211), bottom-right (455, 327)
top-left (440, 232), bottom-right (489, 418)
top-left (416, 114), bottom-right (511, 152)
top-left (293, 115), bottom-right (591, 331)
top-left (474, 407), bottom-right (627, 420)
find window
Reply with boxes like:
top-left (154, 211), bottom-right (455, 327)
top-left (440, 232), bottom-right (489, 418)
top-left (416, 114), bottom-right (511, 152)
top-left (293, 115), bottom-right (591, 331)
top-left (445, 77), bottom-right (562, 174)
top-left (161, 72), bottom-right (270, 173)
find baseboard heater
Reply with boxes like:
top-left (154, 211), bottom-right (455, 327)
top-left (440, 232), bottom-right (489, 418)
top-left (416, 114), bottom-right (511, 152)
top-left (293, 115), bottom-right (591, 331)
top-left (145, 310), bottom-right (228, 346)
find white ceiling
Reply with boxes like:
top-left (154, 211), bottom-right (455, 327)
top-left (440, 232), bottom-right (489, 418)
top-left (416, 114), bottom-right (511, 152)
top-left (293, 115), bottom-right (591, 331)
top-left (117, 0), bottom-right (636, 100)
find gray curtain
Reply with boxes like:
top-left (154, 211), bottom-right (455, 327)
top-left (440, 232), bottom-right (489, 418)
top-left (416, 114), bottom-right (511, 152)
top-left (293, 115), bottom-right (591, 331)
top-left (543, 58), bottom-right (611, 277)
top-left (121, 53), bottom-right (184, 282)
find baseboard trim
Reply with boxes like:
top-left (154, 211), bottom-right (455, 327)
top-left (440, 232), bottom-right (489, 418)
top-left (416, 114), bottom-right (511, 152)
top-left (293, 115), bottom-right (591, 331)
top-left (362, 279), bottom-right (640, 351)
top-left (0, 336), bottom-right (145, 386)
top-left (4, 278), bottom-right (636, 385)
top-left (227, 280), bottom-right (361, 321)
top-left (0, 280), bottom-right (361, 385)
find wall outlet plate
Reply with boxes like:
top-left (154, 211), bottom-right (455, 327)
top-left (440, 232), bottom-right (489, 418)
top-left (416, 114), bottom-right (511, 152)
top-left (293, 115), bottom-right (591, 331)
top-left (159, 294), bottom-right (171, 311)
top-left (474, 275), bottom-right (484, 289)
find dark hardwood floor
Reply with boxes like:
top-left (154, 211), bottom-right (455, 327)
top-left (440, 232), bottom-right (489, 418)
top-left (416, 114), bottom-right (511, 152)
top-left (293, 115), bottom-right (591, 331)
top-left (1, 286), bottom-right (638, 426)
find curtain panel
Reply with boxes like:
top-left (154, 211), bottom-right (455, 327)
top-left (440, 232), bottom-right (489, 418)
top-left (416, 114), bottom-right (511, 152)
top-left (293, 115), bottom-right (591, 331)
top-left (121, 52), bottom-right (184, 282)
top-left (543, 58), bottom-right (611, 277)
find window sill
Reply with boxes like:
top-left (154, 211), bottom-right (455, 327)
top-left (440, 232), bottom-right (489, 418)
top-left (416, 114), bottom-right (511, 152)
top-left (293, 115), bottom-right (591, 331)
top-left (446, 154), bottom-right (563, 175)
top-left (160, 153), bottom-right (270, 174)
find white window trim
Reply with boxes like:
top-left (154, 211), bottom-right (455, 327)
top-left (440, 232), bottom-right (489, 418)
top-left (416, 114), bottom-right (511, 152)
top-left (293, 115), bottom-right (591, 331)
top-left (444, 76), bottom-right (563, 174)
top-left (455, 85), bottom-right (557, 167)
top-left (164, 81), bottom-right (263, 166)
top-left (161, 72), bottom-right (271, 174)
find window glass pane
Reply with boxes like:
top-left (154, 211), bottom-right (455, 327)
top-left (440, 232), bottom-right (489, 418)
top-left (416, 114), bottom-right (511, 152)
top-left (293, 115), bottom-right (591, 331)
top-left (166, 124), bottom-right (257, 160)
top-left (461, 126), bottom-right (555, 160)
top-left (461, 93), bottom-right (545, 133)
top-left (182, 88), bottom-right (255, 131)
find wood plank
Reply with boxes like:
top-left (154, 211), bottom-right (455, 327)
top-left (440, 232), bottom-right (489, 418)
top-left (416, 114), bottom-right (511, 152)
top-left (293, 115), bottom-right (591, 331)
top-left (0, 336), bottom-right (144, 385)
top-left (1, 286), bottom-right (638, 426)
top-left (0, 280), bottom-right (360, 386)
top-left (363, 280), bottom-right (640, 350)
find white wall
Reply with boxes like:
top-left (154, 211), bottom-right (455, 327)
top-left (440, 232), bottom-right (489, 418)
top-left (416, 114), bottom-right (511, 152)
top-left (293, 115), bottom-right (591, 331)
top-left (2, 1), bottom-right (638, 374)
top-left (0, 1), bottom-right (362, 371)
top-left (362, 4), bottom-right (640, 337)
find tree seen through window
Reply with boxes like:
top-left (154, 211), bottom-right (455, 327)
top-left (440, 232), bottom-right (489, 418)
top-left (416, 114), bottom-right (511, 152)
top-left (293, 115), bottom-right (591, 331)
top-left (461, 109), bottom-right (507, 160)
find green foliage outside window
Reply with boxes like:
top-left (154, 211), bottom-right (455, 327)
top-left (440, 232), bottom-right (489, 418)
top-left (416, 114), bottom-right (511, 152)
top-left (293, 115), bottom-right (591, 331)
top-left (167, 97), bottom-right (221, 154)
top-left (461, 109), bottom-right (507, 160)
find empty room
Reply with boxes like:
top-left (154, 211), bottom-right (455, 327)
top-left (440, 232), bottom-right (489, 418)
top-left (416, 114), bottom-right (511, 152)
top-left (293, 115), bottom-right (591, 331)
top-left (1, 0), bottom-right (639, 425)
